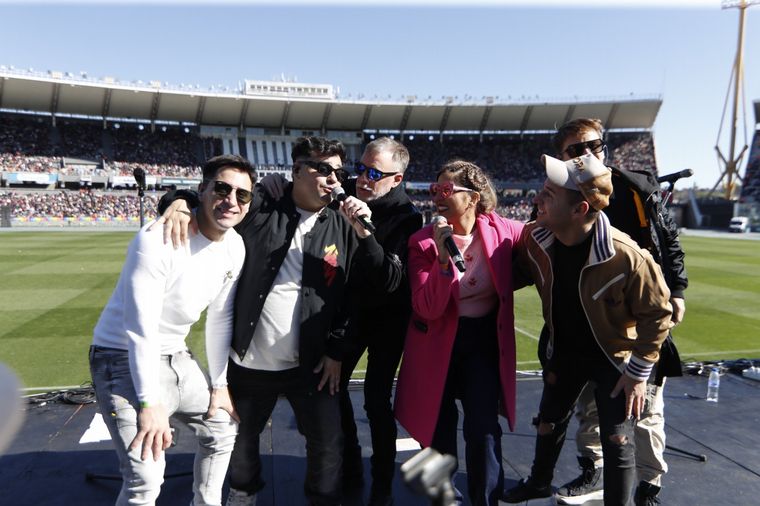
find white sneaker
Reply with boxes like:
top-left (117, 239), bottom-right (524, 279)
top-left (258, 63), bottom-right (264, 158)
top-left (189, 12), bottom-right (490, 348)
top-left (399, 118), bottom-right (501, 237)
top-left (225, 488), bottom-right (257, 506)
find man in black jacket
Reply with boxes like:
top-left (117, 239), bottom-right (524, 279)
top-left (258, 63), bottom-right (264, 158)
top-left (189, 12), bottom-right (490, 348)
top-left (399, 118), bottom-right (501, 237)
top-left (338, 138), bottom-right (422, 506)
top-left (157, 137), bottom-right (363, 506)
top-left (505, 119), bottom-right (687, 506)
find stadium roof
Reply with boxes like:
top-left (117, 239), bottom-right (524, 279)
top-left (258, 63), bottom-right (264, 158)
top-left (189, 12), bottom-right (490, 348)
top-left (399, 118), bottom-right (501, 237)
top-left (0, 69), bottom-right (662, 133)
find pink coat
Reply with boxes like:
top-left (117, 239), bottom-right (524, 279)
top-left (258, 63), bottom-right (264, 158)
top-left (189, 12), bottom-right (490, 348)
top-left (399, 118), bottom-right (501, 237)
top-left (394, 212), bottom-right (525, 447)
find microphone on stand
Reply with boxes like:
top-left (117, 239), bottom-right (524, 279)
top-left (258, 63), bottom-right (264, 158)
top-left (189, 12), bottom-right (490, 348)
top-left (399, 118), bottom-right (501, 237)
top-left (432, 216), bottom-right (466, 273)
top-left (132, 167), bottom-right (146, 190)
top-left (331, 187), bottom-right (376, 233)
top-left (656, 168), bottom-right (693, 186)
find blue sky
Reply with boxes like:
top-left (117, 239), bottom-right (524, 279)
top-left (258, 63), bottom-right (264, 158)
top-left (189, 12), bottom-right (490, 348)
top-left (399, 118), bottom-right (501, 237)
top-left (0, 0), bottom-right (758, 188)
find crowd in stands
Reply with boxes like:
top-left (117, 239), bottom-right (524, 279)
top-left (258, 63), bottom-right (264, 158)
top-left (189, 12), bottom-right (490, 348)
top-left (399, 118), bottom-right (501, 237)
top-left (58, 120), bottom-right (103, 160)
top-left (0, 153), bottom-right (61, 172)
top-left (109, 161), bottom-right (201, 178)
top-left (606, 133), bottom-right (658, 174)
top-left (408, 190), bottom-right (534, 224)
top-left (399, 131), bottom-right (656, 183)
top-left (111, 125), bottom-right (202, 166)
top-left (1, 111), bottom-right (660, 221)
top-left (0, 115), bottom-right (51, 155)
top-left (0, 113), bottom-right (208, 177)
top-left (0, 190), bottom-right (157, 219)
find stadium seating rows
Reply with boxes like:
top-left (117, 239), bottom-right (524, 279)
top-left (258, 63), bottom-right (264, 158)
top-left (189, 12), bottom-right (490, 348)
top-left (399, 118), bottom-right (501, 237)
top-left (4, 110), bottom-right (727, 222)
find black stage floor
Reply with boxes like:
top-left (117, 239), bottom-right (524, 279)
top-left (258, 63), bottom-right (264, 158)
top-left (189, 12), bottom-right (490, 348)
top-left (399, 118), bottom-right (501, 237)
top-left (1, 371), bottom-right (759, 505)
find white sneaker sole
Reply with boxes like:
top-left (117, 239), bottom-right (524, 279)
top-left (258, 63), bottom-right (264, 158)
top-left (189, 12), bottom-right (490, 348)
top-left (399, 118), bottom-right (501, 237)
top-left (555, 489), bottom-right (604, 504)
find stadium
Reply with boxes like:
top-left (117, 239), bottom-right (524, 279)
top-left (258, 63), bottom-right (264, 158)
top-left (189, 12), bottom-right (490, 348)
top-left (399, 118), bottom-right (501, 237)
top-left (1, 65), bottom-right (759, 505)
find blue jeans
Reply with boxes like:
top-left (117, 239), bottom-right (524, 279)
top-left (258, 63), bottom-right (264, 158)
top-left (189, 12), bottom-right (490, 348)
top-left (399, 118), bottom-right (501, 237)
top-left (89, 346), bottom-right (237, 506)
top-left (226, 362), bottom-right (343, 506)
top-left (431, 313), bottom-right (504, 506)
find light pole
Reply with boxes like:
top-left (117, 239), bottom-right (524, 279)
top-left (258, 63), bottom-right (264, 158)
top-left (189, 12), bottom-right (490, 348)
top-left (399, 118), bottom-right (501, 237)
top-left (712, 0), bottom-right (758, 199)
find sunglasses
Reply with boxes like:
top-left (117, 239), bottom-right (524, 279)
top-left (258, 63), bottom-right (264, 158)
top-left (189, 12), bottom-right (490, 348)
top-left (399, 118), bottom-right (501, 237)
top-left (211, 180), bottom-right (253, 205)
top-left (563, 139), bottom-right (606, 159)
top-left (354, 162), bottom-right (399, 182)
top-left (429, 181), bottom-right (474, 199)
top-left (299, 159), bottom-right (348, 183)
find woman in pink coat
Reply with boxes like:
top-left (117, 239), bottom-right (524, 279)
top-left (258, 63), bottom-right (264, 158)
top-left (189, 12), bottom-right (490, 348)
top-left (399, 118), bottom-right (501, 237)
top-left (395, 160), bottom-right (525, 506)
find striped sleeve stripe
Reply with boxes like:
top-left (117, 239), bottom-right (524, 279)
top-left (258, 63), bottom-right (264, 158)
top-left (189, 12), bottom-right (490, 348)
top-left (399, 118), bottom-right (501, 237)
top-left (625, 355), bottom-right (654, 381)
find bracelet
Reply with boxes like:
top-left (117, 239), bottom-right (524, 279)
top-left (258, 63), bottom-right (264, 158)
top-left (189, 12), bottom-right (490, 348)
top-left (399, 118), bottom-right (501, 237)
top-left (139, 401), bottom-right (150, 409)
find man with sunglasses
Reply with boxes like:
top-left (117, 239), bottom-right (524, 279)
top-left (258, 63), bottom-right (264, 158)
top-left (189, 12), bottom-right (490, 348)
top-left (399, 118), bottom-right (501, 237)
top-left (506, 118), bottom-right (687, 506)
top-left (253, 136), bottom-right (421, 505)
top-left (89, 155), bottom-right (254, 505)
top-left (337, 137), bottom-right (422, 506)
top-left (156, 137), bottom-right (363, 506)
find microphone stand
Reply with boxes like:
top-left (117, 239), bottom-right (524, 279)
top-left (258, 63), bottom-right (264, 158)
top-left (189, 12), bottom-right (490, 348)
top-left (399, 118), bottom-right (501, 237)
top-left (137, 182), bottom-right (145, 227)
top-left (133, 168), bottom-right (147, 228)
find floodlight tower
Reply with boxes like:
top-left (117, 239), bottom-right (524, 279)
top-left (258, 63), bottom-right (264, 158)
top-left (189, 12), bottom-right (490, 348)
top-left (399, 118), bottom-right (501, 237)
top-left (712, 0), bottom-right (758, 199)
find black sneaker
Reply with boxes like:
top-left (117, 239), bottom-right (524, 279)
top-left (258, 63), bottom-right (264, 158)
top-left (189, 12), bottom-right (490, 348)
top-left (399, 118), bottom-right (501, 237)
top-left (555, 457), bottom-right (603, 505)
top-left (502, 478), bottom-right (552, 503)
top-left (634, 481), bottom-right (661, 506)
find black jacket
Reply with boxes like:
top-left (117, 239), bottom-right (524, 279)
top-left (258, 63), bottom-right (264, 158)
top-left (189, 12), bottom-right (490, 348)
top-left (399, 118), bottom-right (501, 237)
top-left (159, 185), bottom-right (361, 376)
top-left (604, 166), bottom-right (688, 298)
top-left (344, 179), bottom-right (423, 343)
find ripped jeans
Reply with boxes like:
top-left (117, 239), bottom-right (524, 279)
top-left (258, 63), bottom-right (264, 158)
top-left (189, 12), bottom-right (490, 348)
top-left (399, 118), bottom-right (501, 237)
top-left (530, 354), bottom-right (636, 506)
top-left (89, 345), bottom-right (237, 506)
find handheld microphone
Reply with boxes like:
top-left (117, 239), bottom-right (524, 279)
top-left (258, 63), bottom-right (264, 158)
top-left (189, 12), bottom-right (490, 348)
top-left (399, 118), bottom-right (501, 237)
top-left (432, 216), bottom-right (466, 273)
top-left (132, 167), bottom-right (146, 189)
top-left (331, 187), bottom-right (376, 234)
top-left (656, 168), bottom-right (693, 186)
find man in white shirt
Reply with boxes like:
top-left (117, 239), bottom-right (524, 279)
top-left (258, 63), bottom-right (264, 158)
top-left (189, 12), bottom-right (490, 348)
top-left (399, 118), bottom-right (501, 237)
top-left (89, 155), bottom-right (254, 506)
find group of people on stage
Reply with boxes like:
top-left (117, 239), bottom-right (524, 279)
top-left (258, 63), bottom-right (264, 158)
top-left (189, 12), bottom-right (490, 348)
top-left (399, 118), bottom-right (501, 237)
top-left (89, 117), bottom-right (687, 506)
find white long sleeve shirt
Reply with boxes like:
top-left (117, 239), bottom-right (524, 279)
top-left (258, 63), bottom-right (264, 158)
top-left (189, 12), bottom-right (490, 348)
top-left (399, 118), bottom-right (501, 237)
top-left (92, 223), bottom-right (245, 405)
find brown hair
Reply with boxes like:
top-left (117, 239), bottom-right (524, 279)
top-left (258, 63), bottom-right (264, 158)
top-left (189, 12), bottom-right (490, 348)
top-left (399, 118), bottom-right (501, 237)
top-left (436, 159), bottom-right (497, 214)
top-left (553, 118), bottom-right (604, 155)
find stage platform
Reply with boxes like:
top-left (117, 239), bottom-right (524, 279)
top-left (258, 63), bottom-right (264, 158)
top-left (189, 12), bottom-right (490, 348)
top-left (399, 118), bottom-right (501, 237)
top-left (1, 371), bottom-right (759, 505)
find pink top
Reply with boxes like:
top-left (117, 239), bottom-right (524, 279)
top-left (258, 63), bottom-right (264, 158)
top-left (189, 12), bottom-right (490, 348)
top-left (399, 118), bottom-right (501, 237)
top-left (454, 231), bottom-right (498, 318)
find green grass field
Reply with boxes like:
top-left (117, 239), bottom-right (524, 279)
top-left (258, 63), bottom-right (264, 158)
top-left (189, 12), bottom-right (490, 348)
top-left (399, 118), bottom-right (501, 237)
top-left (1, 230), bottom-right (758, 391)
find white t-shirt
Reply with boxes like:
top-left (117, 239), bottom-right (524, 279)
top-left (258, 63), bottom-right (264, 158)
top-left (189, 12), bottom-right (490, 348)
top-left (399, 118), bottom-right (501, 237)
top-left (233, 207), bottom-right (319, 371)
top-left (92, 222), bottom-right (245, 404)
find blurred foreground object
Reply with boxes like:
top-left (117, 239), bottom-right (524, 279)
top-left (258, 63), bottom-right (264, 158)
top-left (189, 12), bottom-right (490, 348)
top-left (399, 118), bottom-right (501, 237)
top-left (0, 363), bottom-right (25, 454)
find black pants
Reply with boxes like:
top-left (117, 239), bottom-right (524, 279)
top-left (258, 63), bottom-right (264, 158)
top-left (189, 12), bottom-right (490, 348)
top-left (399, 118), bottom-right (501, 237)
top-left (431, 313), bottom-right (504, 506)
top-left (227, 362), bottom-right (343, 506)
top-left (339, 326), bottom-right (405, 494)
top-left (532, 353), bottom-right (636, 506)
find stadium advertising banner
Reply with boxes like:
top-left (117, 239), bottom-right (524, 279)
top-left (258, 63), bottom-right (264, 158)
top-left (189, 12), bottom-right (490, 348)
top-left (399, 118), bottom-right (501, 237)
top-left (6, 172), bottom-right (58, 184)
top-left (161, 177), bottom-right (201, 186)
top-left (111, 175), bottom-right (158, 187)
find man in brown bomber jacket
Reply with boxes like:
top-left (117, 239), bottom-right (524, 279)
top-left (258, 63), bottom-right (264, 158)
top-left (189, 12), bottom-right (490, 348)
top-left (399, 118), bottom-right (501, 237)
top-left (504, 153), bottom-right (672, 506)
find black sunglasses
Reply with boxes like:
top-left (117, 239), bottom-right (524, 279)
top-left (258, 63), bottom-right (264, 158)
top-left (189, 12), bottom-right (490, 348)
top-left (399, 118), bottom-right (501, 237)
top-left (299, 159), bottom-right (348, 183)
top-left (354, 162), bottom-right (398, 182)
top-left (212, 180), bottom-right (253, 205)
top-left (563, 139), bottom-right (606, 159)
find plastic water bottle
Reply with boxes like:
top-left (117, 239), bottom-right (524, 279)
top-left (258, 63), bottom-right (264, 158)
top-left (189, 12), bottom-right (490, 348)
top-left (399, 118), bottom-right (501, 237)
top-left (706, 368), bottom-right (720, 402)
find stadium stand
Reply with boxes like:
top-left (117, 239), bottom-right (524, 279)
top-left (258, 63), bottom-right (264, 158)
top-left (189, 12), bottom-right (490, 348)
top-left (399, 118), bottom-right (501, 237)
top-left (1, 111), bottom-right (658, 224)
top-left (0, 190), bottom-right (158, 221)
top-left (740, 131), bottom-right (760, 201)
